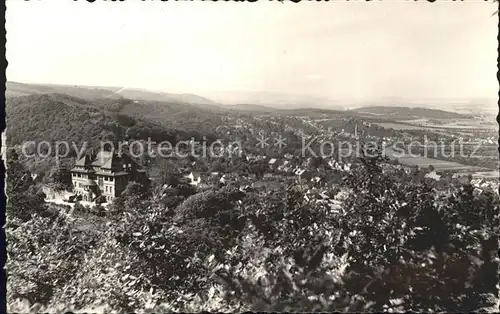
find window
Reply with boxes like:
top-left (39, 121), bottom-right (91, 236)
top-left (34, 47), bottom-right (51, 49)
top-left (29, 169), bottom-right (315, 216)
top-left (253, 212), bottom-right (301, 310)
top-left (109, 177), bottom-right (114, 182)
top-left (105, 186), bottom-right (108, 192)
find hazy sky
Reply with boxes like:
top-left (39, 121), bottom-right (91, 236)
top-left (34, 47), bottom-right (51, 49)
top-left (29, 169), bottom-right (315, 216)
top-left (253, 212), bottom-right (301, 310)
top-left (6, 1), bottom-right (498, 101)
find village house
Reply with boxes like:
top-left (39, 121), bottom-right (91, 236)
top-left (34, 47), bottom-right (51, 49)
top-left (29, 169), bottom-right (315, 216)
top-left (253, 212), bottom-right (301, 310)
top-left (311, 176), bottom-right (323, 186)
top-left (268, 158), bottom-right (279, 170)
top-left (185, 171), bottom-right (202, 186)
top-left (425, 171), bottom-right (442, 181)
top-left (278, 160), bottom-right (293, 173)
top-left (71, 150), bottom-right (148, 203)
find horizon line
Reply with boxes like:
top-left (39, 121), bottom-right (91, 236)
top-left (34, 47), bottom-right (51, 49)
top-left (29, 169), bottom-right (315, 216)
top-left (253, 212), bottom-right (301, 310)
top-left (6, 80), bottom-right (497, 104)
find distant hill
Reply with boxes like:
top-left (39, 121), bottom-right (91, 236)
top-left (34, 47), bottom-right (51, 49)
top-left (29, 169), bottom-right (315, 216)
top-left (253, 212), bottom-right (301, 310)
top-left (100, 87), bottom-right (222, 109)
top-left (227, 103), bottom-right (277, 113)
top-left (279, 107), bottom-right (345, 115)
top-left (447, 99), bottom-right (498, 117)
top-left (6, 81), bottom-right (231, 136)
top-left (349, 97), bottom-right (496, 117)
top-left (201, 90), bottom-right (345, 111)
top-left (6, 81), bottom-right (221, 110)
top-left (227, 104), bottom-right (347, 118)
top-left (351, 106), bottom-right (472, 120)
top-left (6, 81), bottom-right (120, 100)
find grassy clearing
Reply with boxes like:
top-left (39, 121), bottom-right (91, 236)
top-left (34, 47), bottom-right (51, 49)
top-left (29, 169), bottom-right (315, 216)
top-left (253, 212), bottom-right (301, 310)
top-left (384, 148), bottom-right (486, 171)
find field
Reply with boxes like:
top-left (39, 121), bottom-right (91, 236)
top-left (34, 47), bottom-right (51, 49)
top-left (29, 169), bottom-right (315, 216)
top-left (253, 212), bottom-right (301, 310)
top-left (471, 170), bottom-right (500, 179)
top-left (384, 148), bottom-right (486, 171)
top-left (375, 117), bottom-right (495, 131)
top-left (400, 118), bottom-right (496, 130)
top-left (375, 122), bottom-right (426, 130)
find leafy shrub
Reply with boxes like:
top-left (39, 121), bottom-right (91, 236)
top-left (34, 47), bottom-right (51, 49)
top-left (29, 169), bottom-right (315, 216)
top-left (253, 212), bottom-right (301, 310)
top-left (90, 205), bottom-right (106, 217)
top-left (6, 144), bottom-right (498, 312)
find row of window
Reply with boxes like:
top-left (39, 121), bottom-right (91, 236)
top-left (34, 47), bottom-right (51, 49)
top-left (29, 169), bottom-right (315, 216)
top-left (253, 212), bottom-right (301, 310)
top-left (79, 195), bottom-right (114, 203)
top-left (73, 173), bottom-right (114, 182)
top-left (73, 181), bottom-right (113, 194)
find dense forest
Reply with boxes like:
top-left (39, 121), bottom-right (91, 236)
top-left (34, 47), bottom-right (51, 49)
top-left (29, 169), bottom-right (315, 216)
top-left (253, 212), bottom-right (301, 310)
top-left (6, 94), bottom-right (223, 152)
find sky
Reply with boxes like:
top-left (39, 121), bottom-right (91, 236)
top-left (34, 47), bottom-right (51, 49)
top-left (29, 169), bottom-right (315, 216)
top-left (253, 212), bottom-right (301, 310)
top-left (6, 0), bottom-right (499, 102)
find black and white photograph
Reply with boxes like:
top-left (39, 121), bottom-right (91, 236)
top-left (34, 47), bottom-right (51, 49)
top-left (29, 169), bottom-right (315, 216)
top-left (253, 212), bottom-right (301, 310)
top-left (4, 0), bottom-right (500, 312)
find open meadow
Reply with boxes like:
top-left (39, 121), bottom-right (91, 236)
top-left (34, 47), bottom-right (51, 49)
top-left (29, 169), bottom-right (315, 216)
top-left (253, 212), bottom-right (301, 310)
top-left (384, 148), bottom-right (487, 172)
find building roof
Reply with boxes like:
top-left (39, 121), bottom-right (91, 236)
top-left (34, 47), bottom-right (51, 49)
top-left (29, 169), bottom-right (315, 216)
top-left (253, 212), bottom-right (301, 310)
top-left (72, 155), bottom-right (95, 173)
top-left (425, 171), bottom-right (441, 181)
top-left (185, 172), bottom-right (201, 182)
top-left (93, 151), bottom-right (121, 169)
top-left (75, 155), bottom-right (91, 167)
top-left (72, 150), bottom-right (143, 175)
top-left (296, 169), bottom-right (306, 176)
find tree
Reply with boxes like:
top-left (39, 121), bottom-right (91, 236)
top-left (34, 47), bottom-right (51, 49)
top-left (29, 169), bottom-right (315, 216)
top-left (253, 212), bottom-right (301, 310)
top-left (44, 166), bottom-right (72, 191)
top-left (210, 161), bottom-right (224, 173)
top-left (6, 152), bottom-right (47, 221)
top-left (121, 181), bottom-right (148, 210)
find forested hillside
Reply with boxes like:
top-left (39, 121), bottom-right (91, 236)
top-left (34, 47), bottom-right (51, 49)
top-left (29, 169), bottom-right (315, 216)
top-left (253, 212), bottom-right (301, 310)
top-left (6, 94), bottom-right (195, 146)
top-left (6, 81), bottom-right (221, 108)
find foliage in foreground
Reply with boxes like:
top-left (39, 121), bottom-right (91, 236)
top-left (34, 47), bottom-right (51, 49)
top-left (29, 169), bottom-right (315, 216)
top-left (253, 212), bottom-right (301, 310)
top-left (6, 151), bottom-right (500, 312)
